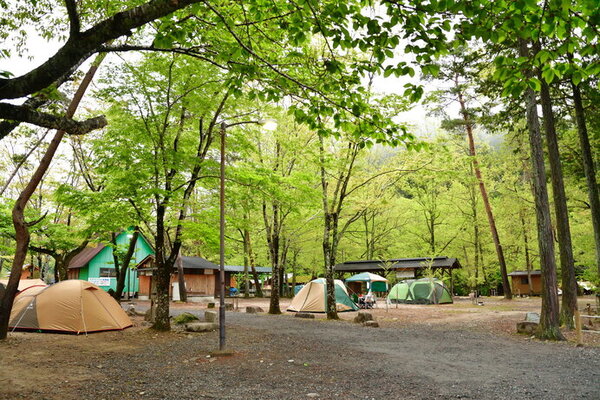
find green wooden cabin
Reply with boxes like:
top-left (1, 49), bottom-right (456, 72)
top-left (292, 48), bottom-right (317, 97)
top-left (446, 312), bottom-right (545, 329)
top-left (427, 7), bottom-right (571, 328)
top-left (67, 231), bottom-right (154, 295)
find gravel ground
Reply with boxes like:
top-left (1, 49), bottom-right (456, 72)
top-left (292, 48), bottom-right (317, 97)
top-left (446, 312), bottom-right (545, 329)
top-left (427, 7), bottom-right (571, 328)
top-left (2, 299), bottom-right (599, 400)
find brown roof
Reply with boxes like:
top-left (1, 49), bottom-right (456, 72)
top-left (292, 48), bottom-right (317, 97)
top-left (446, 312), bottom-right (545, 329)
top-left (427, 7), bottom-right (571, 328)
top-left (334, 257), bottom-right (461, 273)
top-left (508, 270), bottom-right (541, 276)
top-left (68, 244), bottom-right (106, 269)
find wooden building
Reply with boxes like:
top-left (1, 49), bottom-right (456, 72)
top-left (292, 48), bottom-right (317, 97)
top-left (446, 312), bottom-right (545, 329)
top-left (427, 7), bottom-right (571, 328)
top-left (137, 256), bottom-right (271, 301)
top-left (334, 257), bottom-right (462, 294)
top-left (508, 270), bottom-right (542, 296)
top-left (67, 231), bottom-right (154, 295)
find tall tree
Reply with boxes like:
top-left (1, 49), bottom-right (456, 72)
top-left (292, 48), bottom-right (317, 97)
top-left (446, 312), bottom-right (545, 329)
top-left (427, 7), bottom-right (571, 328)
top-left (0, 52), bottom-right (107, 340)
top-left (519, 39), bottom-right (564, 341)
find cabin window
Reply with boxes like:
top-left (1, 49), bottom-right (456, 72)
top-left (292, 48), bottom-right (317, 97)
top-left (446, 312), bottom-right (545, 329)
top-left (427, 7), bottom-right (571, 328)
top-left (520, 277), bottom-right (529, 285)
top-left (99, 268), bottom-right (117, 277)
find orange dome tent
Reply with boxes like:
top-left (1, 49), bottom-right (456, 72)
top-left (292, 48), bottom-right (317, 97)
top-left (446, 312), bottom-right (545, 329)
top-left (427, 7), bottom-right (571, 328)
top-left (9, 280), bottom-right (132, 334)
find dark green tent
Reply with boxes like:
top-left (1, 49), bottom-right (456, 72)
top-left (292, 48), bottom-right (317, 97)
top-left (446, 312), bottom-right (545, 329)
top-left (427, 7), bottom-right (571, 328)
top-left (388, 278), bottom-right (453, 304)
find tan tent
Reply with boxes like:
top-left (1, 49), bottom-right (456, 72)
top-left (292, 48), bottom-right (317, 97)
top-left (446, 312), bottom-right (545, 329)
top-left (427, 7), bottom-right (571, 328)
top-left (9, 280), bottom-right (132, 334)
top-left (287, 278), bottom-right (359, 313)
top-left (0, 278), bottom-right (46, 292)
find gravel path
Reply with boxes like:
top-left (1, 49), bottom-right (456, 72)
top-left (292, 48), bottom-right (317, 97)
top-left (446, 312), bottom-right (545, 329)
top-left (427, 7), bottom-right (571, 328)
top-left (73, 310), bottom-right (600, 400)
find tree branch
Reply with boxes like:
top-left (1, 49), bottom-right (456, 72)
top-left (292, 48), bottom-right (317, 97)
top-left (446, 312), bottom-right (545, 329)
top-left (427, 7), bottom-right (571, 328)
top-left (0, 0), bottom-right (204, 99)
top-left (0, 103), bottom-right (107, 135)
top-left (65, 0), bottom-right (81, 37)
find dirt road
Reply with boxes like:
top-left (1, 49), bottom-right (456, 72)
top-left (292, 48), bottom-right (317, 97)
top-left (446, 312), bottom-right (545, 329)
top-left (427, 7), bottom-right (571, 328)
top-left (2, 298), bottom-right (599, 400)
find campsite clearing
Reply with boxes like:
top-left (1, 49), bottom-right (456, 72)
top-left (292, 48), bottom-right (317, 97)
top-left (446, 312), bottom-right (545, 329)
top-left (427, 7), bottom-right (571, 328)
top-left (1, 296), bottom-right (599, 400)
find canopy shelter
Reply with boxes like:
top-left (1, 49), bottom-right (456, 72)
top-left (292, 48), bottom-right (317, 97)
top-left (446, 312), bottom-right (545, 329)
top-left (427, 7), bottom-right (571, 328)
top-left (388, 278), bottom-right (453, 305)
top-left (335, 257), bottom-right (461, 294)
top-left (9, 280), bottom-right (132, 334)
top-left (345, 272), bottom-right (388, 293)
top-left (287, 278), bottom-right (359, 313)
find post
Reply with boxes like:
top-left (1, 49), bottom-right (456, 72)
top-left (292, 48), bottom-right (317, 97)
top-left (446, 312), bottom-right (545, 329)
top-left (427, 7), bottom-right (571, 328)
top-left (575, 309), bottom-right (582, 346)
top-left (219, 122), bottom-right (227, 350)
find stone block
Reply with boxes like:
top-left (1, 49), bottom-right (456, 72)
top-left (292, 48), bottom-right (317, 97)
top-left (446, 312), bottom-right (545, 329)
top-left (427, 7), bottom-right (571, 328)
top-left (294, 312), bottom-right (315, 319)
top-left (204, 310), bottom-right (218, 323)
top-left (517, 321), bottom-right (538, 335)
top-left (185, 322), bottom-right (218, 333)
top-left (363, 320), bottom-right (379, 328)
top-left (207, 302), bottom-right (216, 308)
top-left (222, 303), bottom-right (234, 311)
top-left (525, 312), bottom-right (540, 323)
top-left (353, 311), bottom-right (374, 324)
top-left (246, 306), bottom-right (264, 314)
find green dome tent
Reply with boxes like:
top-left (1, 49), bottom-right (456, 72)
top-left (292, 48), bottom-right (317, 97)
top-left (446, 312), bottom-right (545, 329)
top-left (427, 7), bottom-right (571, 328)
top-left (388, 278), bottom-right (453, 304)
top-left (287, 279), bottom-right (359, 313)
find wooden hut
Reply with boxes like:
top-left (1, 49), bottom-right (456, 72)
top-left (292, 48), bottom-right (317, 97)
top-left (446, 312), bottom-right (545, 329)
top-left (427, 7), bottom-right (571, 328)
top-left (508, 270), bottom-right (542, 296)
top-left (137, 256), bottom-right (271, 301)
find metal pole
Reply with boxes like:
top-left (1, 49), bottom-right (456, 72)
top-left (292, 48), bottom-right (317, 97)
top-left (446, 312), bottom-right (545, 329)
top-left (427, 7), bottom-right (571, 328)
top-left (219, 122), bottom-right (226, 350)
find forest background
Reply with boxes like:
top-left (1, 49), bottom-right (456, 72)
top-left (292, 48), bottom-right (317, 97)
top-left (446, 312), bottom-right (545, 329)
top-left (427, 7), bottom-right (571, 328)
top-left (0, 0), bottom-right (597, 338)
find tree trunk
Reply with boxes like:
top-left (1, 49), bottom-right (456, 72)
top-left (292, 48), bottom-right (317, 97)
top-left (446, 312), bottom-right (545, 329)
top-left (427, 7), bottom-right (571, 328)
top-left (242, 229), bottom-right (250, 298)
top-left (112, 229), bottom-right (139, 302)
top-left (176, 250), bottom-right (187, 302)
top-left (570, 74), bottom-right (600, 279)
top-left (0, 52), bottom-right (107, 340)
top-left (457, 80), bottom-right (512, 299)
top-left (539, 79), bottom-right (577, 329)
top-left (519, 39), bottom-right (564, 341)
top-left (521, 212), bottom-right (534, 296)
top-left (152, 204), bottom-right (171, 331)
top-left (244, 228), bottom-right (262, 297)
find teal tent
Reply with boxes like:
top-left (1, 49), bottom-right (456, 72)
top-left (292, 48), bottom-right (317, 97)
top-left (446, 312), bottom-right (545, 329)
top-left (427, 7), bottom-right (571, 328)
top-left (346, 272), bottom-right (388, 292)
top-left (388, 278), bottom-right (453, 304)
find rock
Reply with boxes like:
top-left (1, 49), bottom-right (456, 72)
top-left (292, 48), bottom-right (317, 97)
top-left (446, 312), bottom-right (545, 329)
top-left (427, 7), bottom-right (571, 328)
top-left (525, 312), bottom-right (540, 323)
top-left (306, 393), bottom-right (319, 398)
top-left (363, 320), bottom-right (379, 328)
top-left (517, 321), bottom-right (538, 335)
top-left (172, 312), bottom-right (199, 325)
top-left (246, 306), bottom-right (264, 314)
top-left (294, 313), bottom-right (315, 319)
top-left (185, 322), bottom-right (218, 333)
top-left (144, 309), bottom-right (153, 322)
top-left (207, 302), bottom-right (216, 308)
top-left (204, 310), bottom-right (218, 323)
top-left (353, 311), bottom-right (374, 324)
top-left (221, 303), bottom-right (234, 311)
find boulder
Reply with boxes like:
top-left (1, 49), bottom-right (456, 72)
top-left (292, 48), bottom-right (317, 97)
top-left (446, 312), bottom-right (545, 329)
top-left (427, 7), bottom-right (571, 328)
top-left (517, 321), bottom-right (538, 335)
top-left (525, 312), bottom-right (540, 323)
top-left (246, 306), bottom-right (264, 314)
top-left (204, 310), bottom-right (218, 323)
top-left (222, 303), bottom-right (234, 311)
top-left (207, 302), bottom-right (216, 309)
top-left (294, 312), bottom-right (315, 319)
top-left (353, 311), bottom-right (374, 324)
top-left (172, 312), bottom-right (199, 325)
top-left (363, 320), bottom-right (379, 328)
top-left (185, 322), bottom-right (218, 333)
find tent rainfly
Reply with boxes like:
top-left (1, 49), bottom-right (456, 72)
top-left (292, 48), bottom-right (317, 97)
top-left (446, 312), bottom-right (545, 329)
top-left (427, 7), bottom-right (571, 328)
top-left (388, 278), bottom-right (453, 304)
top-left (9, 280), bottom-right (132, 334)
top-left (0, 279), bottom-right (46, 293)
top-left (287, 278), bottom-right (359, 313)
top-left (345, 272), bottom-right (388, 292)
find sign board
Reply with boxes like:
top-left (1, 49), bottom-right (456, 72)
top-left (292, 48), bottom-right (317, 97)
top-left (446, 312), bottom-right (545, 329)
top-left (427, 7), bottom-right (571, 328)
top-left (204, 269), bottom-right (214, 274)
top-left (89, 277), bottom-right (111, 287)
top-left (396, 269), bottom-right (415, 279)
